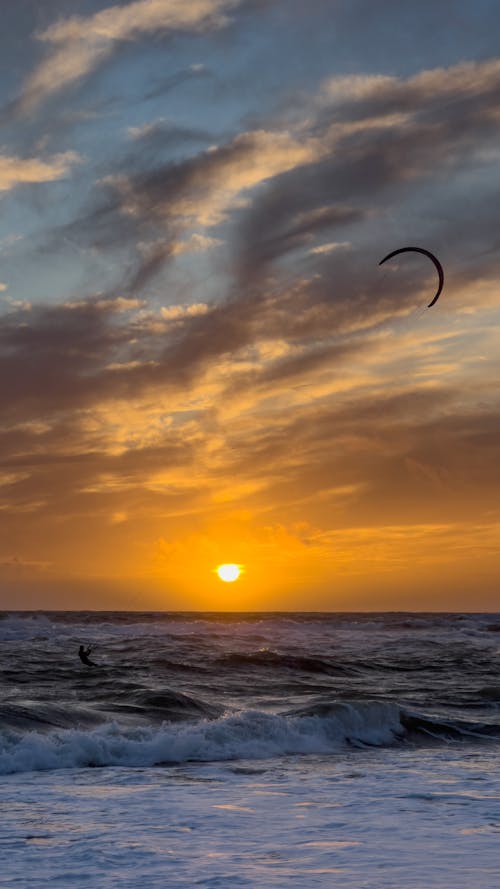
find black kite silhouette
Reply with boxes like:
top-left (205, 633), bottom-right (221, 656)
top-left (378, 247), bottom-right (444, 307)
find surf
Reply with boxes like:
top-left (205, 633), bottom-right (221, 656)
top-left (1, 700), bottom-right (498, 776)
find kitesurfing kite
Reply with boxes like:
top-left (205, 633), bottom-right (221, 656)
top-left (378, 247), bottom-right (444, 308)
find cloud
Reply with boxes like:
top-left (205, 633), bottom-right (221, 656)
top-left (233, 56), bottom-right (500, 287)
top-left (52, 53), bottom-right (500, 301)
top-left (143, 63), bottom-right (210, 101)
top-left (107, 129), bottom-right (323, 229)
top-left (59, 127), bottom-right (324, 291)
top-left (309, 242), bottom-right (351, 255)
top-left (41, 50), bottom-right (500, 359)
top-left (320, 58), bottom-right (500, 113)
top-left (18, 0), bottom-right (239, 112)
top-left (160, 302), bottom-right (209, 319)
top-left (2, 5), bottom-right (500, 604)
top-left (0, 151), bottom-right (81, 191)
top-left (171, 234), bottom-right (223, 255)
top-left (127, 119), bottom-right (211, 148)
top-left (237, 204), bottom-right (362, 279)
top-left (127, 118), bottom-right (213, 149)
top-left (0, 278), bottom-right (498, 601)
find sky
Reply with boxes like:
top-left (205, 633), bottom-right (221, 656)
top-left (0, 0), bottom-right (499, 611)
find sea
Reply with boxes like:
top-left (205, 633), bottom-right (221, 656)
top-left (0, 611), bottom-right (499, 888)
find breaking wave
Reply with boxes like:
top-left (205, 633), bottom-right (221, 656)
top-left (1, 700), bottom-right (497, 776)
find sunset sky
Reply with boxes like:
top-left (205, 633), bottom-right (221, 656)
top-left (1, 0), bottom-right (499, 611)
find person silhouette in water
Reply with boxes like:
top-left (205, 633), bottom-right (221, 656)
top-left (78, 645), bottom-right (97, 667)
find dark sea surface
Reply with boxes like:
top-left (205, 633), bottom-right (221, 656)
top-left (1, 611), bottom-right (499, 888)
top-left (1, 611), bottom-right (499, 772)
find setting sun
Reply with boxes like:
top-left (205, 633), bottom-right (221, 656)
top-left (216, 564), bottom-right (242, 583)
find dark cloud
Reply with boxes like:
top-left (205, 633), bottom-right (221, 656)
top-left (0, 285), bottom-right (297, 424)
top-left (237, 203), bottom-right (363, 278)
top-left (0, 257), bottom-right (441, 451)
top-left (234, 61), bottom-right (500, 291)
top-left (0, 299), bottom-right (129, 419)
top-left (55, 130), bottom-right (294, 290)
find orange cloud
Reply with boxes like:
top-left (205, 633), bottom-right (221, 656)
top-left (0, 152), bottom-right (81, 191)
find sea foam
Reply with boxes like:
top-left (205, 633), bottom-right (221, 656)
top-left (0, 701), bottom-right (404, 775)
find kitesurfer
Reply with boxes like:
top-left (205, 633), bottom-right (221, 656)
top-left (78, 645), bottom-right (97, 667)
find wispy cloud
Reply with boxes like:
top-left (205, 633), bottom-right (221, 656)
top-left (0, 151), bottom-right (81, 191)
top-left (18, 0), bottom-right (239, 112)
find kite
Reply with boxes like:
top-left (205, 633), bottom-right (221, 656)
top-left (378, 246), bottom-right (444, 308)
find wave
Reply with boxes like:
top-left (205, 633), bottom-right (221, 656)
top-left (216, 650), bottom-right (350, 675)
top-left (0, 700), bottom-right (401, 775)
top-left (286, 700), bottom-right (500, 741)
top-left (0, 689), bottom-right (220, 733)
top-left (400, 710), bottom-right (500, 741)
top-left (0, 702), bottom-right (103, 732)
top-left (1, 699), bottom-right (498, 776)
top-left (121, 689), bottom-right (221, 722)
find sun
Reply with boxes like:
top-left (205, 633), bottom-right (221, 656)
top-left (216, 563), bottom-right (241, 583)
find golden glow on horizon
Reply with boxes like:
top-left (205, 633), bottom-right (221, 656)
top-left (216, 563), bottom-right (242, 583)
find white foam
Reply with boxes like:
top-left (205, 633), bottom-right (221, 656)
top-left (0, 701), bottom-right (403, 775)
top-left (2, 746), bottom-right (499, 888)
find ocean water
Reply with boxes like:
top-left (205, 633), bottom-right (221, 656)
top-left (0, 611), bottom-right (499, 887)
